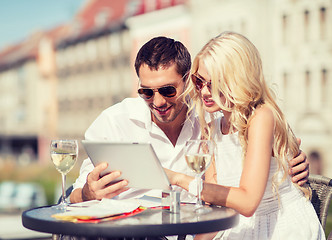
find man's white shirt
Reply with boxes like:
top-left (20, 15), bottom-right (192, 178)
top-left (73, 97), bottom-right (200, 202)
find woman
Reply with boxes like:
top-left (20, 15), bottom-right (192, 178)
top-left (166, 32), bottom-right (324, 239)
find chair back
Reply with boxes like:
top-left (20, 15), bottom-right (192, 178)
top-left (308, 174), bottom-right (332, 229)
top-left (57, 185), bottom-right (74, 204)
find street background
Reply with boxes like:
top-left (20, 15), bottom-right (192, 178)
top-left (0, 0), bottom-right (331, 238)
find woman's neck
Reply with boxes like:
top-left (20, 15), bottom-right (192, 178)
top-left (220, 111), bottom-right (232, 135)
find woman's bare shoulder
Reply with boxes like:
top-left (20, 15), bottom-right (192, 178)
top-left (250, 105), bottom-right (275, 126)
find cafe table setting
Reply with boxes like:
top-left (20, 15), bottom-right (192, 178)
top-left (22, 194), bottom-right (239, 239)
top-left (51, 197), bottom-right (162, 223)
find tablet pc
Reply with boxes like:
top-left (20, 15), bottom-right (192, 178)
top-left (81, 140), bottom-right (171, 190)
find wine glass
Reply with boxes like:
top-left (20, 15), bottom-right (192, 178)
top-left (50, 139), bottom-right (78, 211)
top-left (185, 140), bottom-right (215, 214)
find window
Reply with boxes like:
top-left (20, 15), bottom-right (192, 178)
top-left (17, 66), bottom-right (25, 89)
top-left (319, 7), bottom-right (326, 40)
top-left (282, 14), bottom-right (288, 45)
top-left (56, 50), bottom-right (66, 69)
top-left (86, 40), bottom-right (97, 61)
top-left (120, 31), bottom-right (130, 52)
top-left (305, 70), bottom-right (310, 110)
top-left (16, 108), bottom-right (26, 123)
top-left (75, 43), bottom-right (85, 65)
top-left (97, 37), bottom-right (109, 59)
top-left (308, 151), bottom-right (322, 175)
top-left (109, 34), bottom-right (121, 56)
top-left (304, 10), bottom-right (310, 42)
top-left (321, 69), bottom-right (328, 106)
top-left (59, 99), bottom-right (70, 112)
top-left (95, 8), bottom-right (111, 28)
top-left (66, 47), bottom-right (75, 67)
top-left (283, 72), bottom-right (288, 105)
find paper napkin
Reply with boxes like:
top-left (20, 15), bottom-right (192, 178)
top-left (52, 198), bottom-right (141, 221)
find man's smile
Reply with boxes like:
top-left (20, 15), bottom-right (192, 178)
top-left (153, 105), bottom-right (172, 115)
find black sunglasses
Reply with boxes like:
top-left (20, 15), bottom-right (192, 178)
top-left (137, 86), bottom-right (177, 100)
top-left (191, 74), bottom-right (212, 91)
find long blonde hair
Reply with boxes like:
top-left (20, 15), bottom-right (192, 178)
top-left (185, 31), bottom-right (310, 198)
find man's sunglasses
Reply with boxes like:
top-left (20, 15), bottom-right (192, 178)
top-left (137, 86), bottom-right (177, 100)
top-left (191, 74), bottom-right (212, 91)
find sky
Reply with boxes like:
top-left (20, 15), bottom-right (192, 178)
top-left (0, 0), bottom-right (86, 50)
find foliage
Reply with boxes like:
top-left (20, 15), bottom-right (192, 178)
top-left (0, 160), bottom-right (79, 205)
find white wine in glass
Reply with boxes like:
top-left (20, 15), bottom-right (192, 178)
top-left (50, 139), bottom-right (78, 211)
top-left (185, 140), bottom-right (215, 214)
top-left (185, 154), bottom-right (212, 174)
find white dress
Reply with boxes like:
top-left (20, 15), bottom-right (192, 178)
top-left (212, 118), bottom-right (325, 240)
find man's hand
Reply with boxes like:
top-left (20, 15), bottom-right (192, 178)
top-left (80, 162), bottom-right (129, 202)
top-left (288, 138), bottom-right (309, 186)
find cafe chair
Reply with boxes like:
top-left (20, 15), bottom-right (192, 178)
top-left (56, 185), bottom-right (73, 204)
top-left (308, 174), bottom-right (332, 239)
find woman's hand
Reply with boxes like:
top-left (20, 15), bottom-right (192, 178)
top-left (164, 168), bottom-right (194, 191)
top-left (164, 168), bottom-right (182, 186)
top-left (288, 138), bottom-right (309, 186)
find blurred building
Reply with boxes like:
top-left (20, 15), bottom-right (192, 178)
top-left (0, 0), bottom-right (188, 163)
top-left (272, 0), bottom-right (332, 175)
top-left (55, 0), bottom-right (133, 143)
top-left (0, 26), bottom-right (69, 164)
top-left (54, 0), bottom-right (188, 159)
top-left (273, 0), bottom-right (332, 176)
top-left (189, 0), bottom-right (332, 176)
top-left (0, 0), bottom-right (331, 176)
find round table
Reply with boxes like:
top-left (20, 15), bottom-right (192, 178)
top-left (22, 204), bottom-right (238, 238)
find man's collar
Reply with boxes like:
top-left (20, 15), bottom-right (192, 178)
top-left (128, 97), bottom-right (153, 130)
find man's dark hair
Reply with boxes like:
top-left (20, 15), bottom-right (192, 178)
top-left (134, 36), bottom-right (191, 80)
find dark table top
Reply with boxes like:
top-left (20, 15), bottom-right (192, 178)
top-left (22, 204), bottom-right (238, 238)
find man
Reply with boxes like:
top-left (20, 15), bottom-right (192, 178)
top-left (70, 36), bottom-right (308, 204)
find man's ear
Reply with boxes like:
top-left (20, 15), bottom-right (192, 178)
top-left (296, 138), bottom-right (302, 146)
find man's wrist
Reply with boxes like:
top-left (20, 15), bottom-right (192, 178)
top-left (69, 188), bottom-right (83, 203)
top-left (82, 184), bottom-right (90, 202)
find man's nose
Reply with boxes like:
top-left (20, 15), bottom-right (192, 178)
top-left (153, 92), bottom-right (167, 107)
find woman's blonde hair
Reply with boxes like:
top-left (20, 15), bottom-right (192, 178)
top-left (185, 31), bottom-right (310, 198)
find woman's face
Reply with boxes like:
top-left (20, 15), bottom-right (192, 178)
top-left (194, 61), bottom-right (225, 113)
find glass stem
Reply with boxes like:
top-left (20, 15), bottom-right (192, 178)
top-left (196, 174), bottom-right (203, 208)
top-left (61, 173), bottom-right (66, 204)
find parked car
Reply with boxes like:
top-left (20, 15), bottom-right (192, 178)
top-left (0, 181), bottom-right (47, 212)
top-left (0, 181), bottom-right (16, 211)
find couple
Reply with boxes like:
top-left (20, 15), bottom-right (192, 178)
top-left (70, 32), bottom-right (324, 239)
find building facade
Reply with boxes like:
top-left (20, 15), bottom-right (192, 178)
top-left (0, 28), bottom-right (67, 164)
top-left (188, 0), bottom-right (332, 176)
top-left (271, 0), bottom-right (332, 175)
top-left (0, 0), bottom-right (331, 176)
top-left (54, 0), bottom-right (189, 159)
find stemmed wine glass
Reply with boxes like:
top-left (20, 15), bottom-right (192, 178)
top-left (50, 139), bottom-right (78, 211)
top-left (185, 140), bottom-right (215, 214)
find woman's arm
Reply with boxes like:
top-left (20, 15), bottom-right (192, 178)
top-left (168, 106), bottom-right (275, 217)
